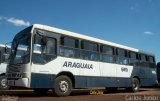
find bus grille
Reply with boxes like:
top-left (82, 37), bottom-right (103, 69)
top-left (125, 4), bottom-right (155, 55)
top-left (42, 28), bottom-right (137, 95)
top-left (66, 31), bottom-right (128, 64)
top-left (7, 73), bottom-right (21, 78)
top-left (7, 65), bottom-right (21, 73)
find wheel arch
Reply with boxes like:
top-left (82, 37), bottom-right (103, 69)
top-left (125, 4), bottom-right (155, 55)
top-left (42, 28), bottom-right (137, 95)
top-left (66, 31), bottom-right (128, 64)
top-left (56, 71), bottom-right (75, 88)
top-left (132, 76), bottom-right (140, 83)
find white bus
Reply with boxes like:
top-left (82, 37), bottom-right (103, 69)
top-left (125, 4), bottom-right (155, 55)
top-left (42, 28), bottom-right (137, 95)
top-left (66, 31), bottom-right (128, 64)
top-left (0, 44), bottom-right (28, 90)
top-left (6, 24), bottom-right (157, 96)
top-left (0, 44), bottom-right (10, 89)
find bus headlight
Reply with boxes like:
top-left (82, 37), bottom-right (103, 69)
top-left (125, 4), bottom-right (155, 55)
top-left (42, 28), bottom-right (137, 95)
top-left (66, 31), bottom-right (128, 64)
top-left (151, 70), bottom-right (156, 74)
top-left (21, 73), bottom-right (27, 78)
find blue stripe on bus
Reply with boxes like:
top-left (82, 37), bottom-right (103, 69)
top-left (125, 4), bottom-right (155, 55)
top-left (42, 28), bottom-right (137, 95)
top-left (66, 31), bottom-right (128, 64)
top-left (30, 73), bottom-right (56, 88)
top-left (30, 73), bottom-right (132, 88)
top-left (30, 66), bottom-right (157, 88)
top-left (75, 76), bottom-right (132, 88)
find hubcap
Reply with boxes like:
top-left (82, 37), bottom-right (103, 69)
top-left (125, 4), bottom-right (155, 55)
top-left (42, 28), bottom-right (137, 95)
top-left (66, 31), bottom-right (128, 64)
top-left (1, 78), bottom-right (7, 88)
top-left (133, 81), bottom-right (139, 91)
top-left (59, 81), bottom-right (68, 93)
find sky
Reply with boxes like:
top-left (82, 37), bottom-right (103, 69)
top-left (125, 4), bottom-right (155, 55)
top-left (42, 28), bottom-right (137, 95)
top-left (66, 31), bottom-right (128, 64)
top-left (0, 0), bottom-right (160, 62)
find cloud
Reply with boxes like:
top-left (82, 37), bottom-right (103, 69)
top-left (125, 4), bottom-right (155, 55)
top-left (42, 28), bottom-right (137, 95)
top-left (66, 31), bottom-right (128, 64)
top-left (0, 16), bottom-right (31, 27)
top-left (144, 31), bottom-right (153, 35)
top-left (7, 18), bottom-right (30, 26)
top-left (130, 6), bottom-right (135, 11)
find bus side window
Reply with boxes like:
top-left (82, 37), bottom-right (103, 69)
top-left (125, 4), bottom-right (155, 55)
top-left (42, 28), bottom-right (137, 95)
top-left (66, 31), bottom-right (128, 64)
top-left (116, 49), bottom-right (129, 65)
top-left (140, 54), bottom-right (146, 62)
top-left (100, 45), bottom-right (114, 63)
top-left (149, 56), bottom-right (155, 63)
top-left (81, 40), bottom-right (99, 61)
top-left (129, 52), bottom-right (137, 65)
top-left (60, 36), bottom-right (79, 58)
top-left (45, 38), bottom-right (56, 55)
top-left (148, 56), bottom-right (156, 68)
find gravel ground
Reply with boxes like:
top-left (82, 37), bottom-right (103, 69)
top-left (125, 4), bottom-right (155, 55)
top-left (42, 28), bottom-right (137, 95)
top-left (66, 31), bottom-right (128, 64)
top-left (0, 88), bottom-right (160, 101)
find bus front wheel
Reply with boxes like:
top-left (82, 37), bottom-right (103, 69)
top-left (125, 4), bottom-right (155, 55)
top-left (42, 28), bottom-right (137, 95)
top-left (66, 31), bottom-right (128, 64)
top-left (0, 75), bottom-right (9, 90)
top-left (53, 75), bottom-right (72, 97)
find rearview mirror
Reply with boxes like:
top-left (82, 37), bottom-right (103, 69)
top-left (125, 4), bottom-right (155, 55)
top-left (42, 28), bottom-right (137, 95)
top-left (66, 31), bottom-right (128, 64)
top-left (33, 44), bottom-right (42, 54)
top-left (5, 42), bottom-right (12, 54)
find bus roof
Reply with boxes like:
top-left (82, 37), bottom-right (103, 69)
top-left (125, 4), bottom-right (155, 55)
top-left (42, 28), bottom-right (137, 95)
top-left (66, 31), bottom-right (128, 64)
top-left (32, 24), bottom-right (155, 56)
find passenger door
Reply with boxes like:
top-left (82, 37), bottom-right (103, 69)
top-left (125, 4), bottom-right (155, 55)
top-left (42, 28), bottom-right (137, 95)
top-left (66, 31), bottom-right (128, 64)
top-left (31, 32), bottom-right (57, 74)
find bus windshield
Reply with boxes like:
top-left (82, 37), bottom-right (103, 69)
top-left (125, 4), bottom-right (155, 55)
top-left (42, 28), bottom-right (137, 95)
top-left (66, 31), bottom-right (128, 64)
top-left (10, 30), bottom-right (31, 64)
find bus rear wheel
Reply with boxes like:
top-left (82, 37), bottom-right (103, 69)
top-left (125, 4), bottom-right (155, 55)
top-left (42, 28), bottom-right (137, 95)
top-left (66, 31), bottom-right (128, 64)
top-left (53, 75), bottom-right (72, 97)
top-left (127, 78), bottom-right (140, 92)
top-left (0, 75), bottom-right (9, 90)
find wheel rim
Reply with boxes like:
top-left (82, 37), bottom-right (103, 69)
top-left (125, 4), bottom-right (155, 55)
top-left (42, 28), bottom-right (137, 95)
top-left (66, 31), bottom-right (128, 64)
top-left (1, 78), bottom-right (7, 88)
top-left (59, 80), bottom-right (68, 93)
top-left (133, 80), bottom-right (139, 91)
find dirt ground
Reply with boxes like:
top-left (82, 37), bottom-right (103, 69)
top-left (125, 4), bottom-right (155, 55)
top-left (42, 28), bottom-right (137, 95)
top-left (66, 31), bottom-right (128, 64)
top-left (0, 88), bottom-right (160, 101)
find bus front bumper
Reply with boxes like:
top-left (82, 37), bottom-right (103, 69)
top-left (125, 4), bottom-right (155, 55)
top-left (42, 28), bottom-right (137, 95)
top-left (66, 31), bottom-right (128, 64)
top-left (7, 78), bottom-right (29, 88)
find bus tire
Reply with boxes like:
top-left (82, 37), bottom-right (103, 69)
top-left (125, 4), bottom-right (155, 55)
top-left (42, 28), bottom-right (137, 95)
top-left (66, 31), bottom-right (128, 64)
top-left (0, 75), bottom-right (9, 90)
top-left (127, 78), bottom-right (140, 92)
top-left (54, 75), bottom-right (72, 97)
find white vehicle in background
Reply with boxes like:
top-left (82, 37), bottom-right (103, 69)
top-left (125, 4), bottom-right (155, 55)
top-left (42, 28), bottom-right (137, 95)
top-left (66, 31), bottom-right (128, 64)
top-left (0, 44), bottom-right (25, 90)
top-left (0, 44), bottom-right (10, 89)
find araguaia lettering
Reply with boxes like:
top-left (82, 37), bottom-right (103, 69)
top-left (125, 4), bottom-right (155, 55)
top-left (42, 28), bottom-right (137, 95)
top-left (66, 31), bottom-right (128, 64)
top-left (63, 61), bottom-right (93, 69)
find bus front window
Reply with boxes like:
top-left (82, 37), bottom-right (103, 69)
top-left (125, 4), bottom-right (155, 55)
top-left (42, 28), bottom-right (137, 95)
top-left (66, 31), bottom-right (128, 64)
top-left (10, 33), bottom-right (31, 64)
